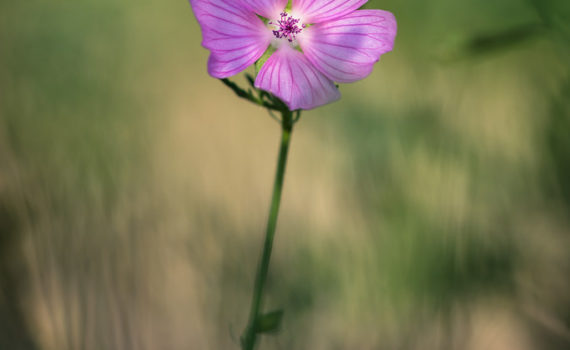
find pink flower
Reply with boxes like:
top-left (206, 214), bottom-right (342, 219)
top-left (189, 0), bottom-right (397, 110)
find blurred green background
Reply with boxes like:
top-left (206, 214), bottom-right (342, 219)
top-left (1, 0), bottom-right (569, 349)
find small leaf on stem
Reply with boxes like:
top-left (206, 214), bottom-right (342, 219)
top-left (254, 309), bottom-right (284, 333)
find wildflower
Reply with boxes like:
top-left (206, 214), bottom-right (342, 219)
top-left (189, 0), bottom-right (397, 110)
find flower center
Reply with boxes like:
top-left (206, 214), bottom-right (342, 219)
top-left (269, 12), bottom-right (305, 43)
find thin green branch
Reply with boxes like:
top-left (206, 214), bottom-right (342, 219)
top-left (240, 109), bottom-right (295, 350)
top-left (292, 110), bottom-right (302, 123)
top-left (221, 78), bottom-right (282, 111)
top-left (267, 109), bottom-right (282, 124)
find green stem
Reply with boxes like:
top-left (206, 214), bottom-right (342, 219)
top-left (241, 110), bottom-right (295, 350)
top-left (221, 78), bottom-right (283, 111)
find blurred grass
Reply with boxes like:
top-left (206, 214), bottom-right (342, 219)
top-left (1, 0), bottom-right (569, 349)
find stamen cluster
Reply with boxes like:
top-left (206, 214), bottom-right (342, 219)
top-left (270, 12), bottom-right (305, 42)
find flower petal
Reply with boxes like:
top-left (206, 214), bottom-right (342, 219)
top-left (238, 0), bottom-right (288, 19)
top-left (189, 0), bottom-right (273, 78)
top-left (298, 9), bottom-right (396, 83)
top-left (255, 46), bottom-right (340, 110)
top-left (291, 0), bottom-right (367, 23)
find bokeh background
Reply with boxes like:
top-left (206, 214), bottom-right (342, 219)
top-left (1, 0), bottom-right (569, 349)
